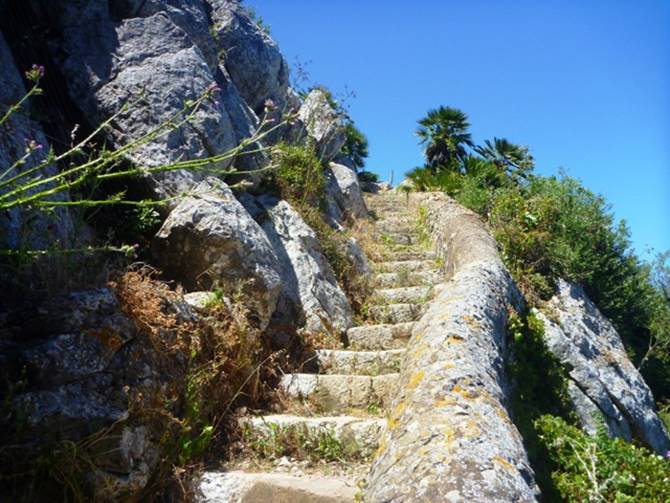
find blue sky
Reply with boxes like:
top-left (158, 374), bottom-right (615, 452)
top-left (250, 0), bottom-right (669, 259)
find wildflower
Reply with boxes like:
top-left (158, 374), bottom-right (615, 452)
top-left (205, 82), bottom-right (221, 106)
top-left (665, 450), bottom-right (670, 459)
top-left (264, 98), bottom-right (277, 113)
top-left (25, 138), bottom-right (43, 152)
top-left (25, 64), bottom-right (45, 82)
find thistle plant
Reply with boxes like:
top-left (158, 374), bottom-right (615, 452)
top-left (0, 65), bottom-right (294, 257)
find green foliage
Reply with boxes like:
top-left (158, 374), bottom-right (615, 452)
top-left (474, 137), bottom-right (535, 182)
top-left (341, 122), bottom-right (369, 170)
top-left (242, 424), bottom-right (354, 462)
top-left (536, 415), bottom-right (670, 502)
top-left (488, 176), bottom-right (670, 398)
top-left (357, 170), bottom-right (379, 184)
top-left (270, 141), bottom-right (325, 207)
top-left (416, 106), bottom-right (473, 171)
top-left (506, 311), bottom-right (577, 499)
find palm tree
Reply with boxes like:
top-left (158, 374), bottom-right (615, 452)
top-left (416, 107), bottom-right (473, 172)
top-left (474, 137), bottom-right (535, 181)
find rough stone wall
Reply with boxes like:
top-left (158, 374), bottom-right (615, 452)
top-left (365, 193), bottom-right (538, 502)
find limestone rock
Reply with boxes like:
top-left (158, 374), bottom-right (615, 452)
top-left (0, 288), bottom-right (193, 499)
top-left (298, 89), bottom-right (346, 162)
top-left (210, 0), bottom-right (290, 114)
top-left (365, 193), bottom-right (538, 502)
top-left (257, 196), bottom-right (353, 335)
top-left (326, 162), bottom-right (369, 221)
top-left (153, 178), bottom-right (282, 329)
top-left (46, 2), bottom-right (257, 199)
top-left (536, 279), bottom-right (670, 454)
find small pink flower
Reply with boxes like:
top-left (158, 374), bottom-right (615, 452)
top-left (25, 138), bottom-right (43, 152)
top-left (264, 98), bottom-right (277, 113)
top-left (25, 64), bottom-right (45, 82)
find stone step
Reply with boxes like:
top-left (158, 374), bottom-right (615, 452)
top-left (371, 285), bottom-right (434, 305)
top-left (198, 471), bottom-right (357, 502)
top-left (373, 270), bottom-right (442, 288)
top-left (366, 303), bottom-right (424, 324)
top-left (240, 414), bottom-right (385, 458)
top-left (347, 322), bottom-right (415, 350)
top-left (378, 232), bottom-right (422, 246)
top-left (279, 373), bottom-right (398, 413)
top-left (375, 223), bottom-right (419, 235)
top-left (380, 249), bottom-right (436, 262)
top-left (315, 349), bottom-right (404, 375)
top-left (376, 259), bottom-right (437, 273)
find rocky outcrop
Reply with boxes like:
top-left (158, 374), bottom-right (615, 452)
top-left (210, 0), bottom-right (290, 114)
top-left (0, 287), bottom-right (197, 499)
top-left (257, 196), bottom-right (353, 336)
top-left (0, 33), bottom-right (71, 251)
top-left (298, 89), bottom-right (346, 162)
top-left (536, 279), bottom-right (670, 454)
top-left (153, 178), bottom-right (282, 329)
top-left (365, 193), bottom-right (538, 502)
top-left (325, 162), bottom-right (368, 222)
top-left (44, 0), bottom-right (259, 199)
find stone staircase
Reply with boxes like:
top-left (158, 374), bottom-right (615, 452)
top-left (199, 192), bottom-right (444, 502)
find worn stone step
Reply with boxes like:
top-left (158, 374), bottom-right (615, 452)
top-left (240, 414), bottom-right (385, 458)
top-left (371, 286), bottom-right (434, 305)
top-left (377, 232), bottom-right (423, 246)
top-left (347, 323), bottom-right (415, 350)
top-left (375, 223), bottom-right (419, 235)
top-left (316, 349), bottom-right (404, 375)
top-left (279, 373), bottom-right (398, 412)
top-left (366, 303), bottom-right (424, 324)
top-left (379, 249), bottom-right (436, 262)
top-left (373, 270), bottom-right (442, 288)
top-left (198, 471), bottom-right (357, 502)
top-left (376, 259), bottom-right (437, 273)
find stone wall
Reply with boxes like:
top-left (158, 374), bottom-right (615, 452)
top-left (365, 193), bottom-right (538, 502)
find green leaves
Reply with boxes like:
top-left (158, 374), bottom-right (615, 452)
top-left (536, 415), bottom-right (670, 502)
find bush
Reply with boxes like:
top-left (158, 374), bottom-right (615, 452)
top-left (270, 141), bottom-right (325, 207)
top-left (488, 176), bottom-right (670, 398)
top-left (357, 170), bottom-right (379, 184)
top-left (341, 122), bottom-right (369, 170)
top-left (536, 414), bottom-right (670, 502)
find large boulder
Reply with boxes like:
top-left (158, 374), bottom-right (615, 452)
top-left (256, 196), bottom-right (353, 337)
top-left (536, 279), bottom-right (670, 454)
top-left (0, 33), bottom-right (71, 251)
top-left (209, 0), bottom-right (290, 115)
top-left (43, 0), bottom-right (259, 199)
top-left (153, 177), bottom-right (281, 329)
top-left (325, 161), bottom-right (369, 221)
top-left (298, 89), bottom-right (346, 162)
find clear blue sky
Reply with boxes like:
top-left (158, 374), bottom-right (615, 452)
top-left (250, 0), bottom-right (669, 259)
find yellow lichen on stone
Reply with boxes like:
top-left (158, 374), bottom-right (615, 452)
top-left (407, 370), bottom-right (425, 390)
top-left (492, 455), bottom-right (515, 472)
top-left (461, 419), bottom-right (481, 438)
top-left (387, 403), bottom-right (406, 430)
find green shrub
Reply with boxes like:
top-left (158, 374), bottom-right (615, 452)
top-left (341, 122), bottom-right (369, 170)
top-left (270, 141), bottom-right (325, 207)
top-left (506, 311), bottom-right (577, 499)
top-left (357, 170), bottom-right (379, 184)
top-left (536, 414), bottom-right (670, 502)
top-left (488, 176), bottom-right (670, 398)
